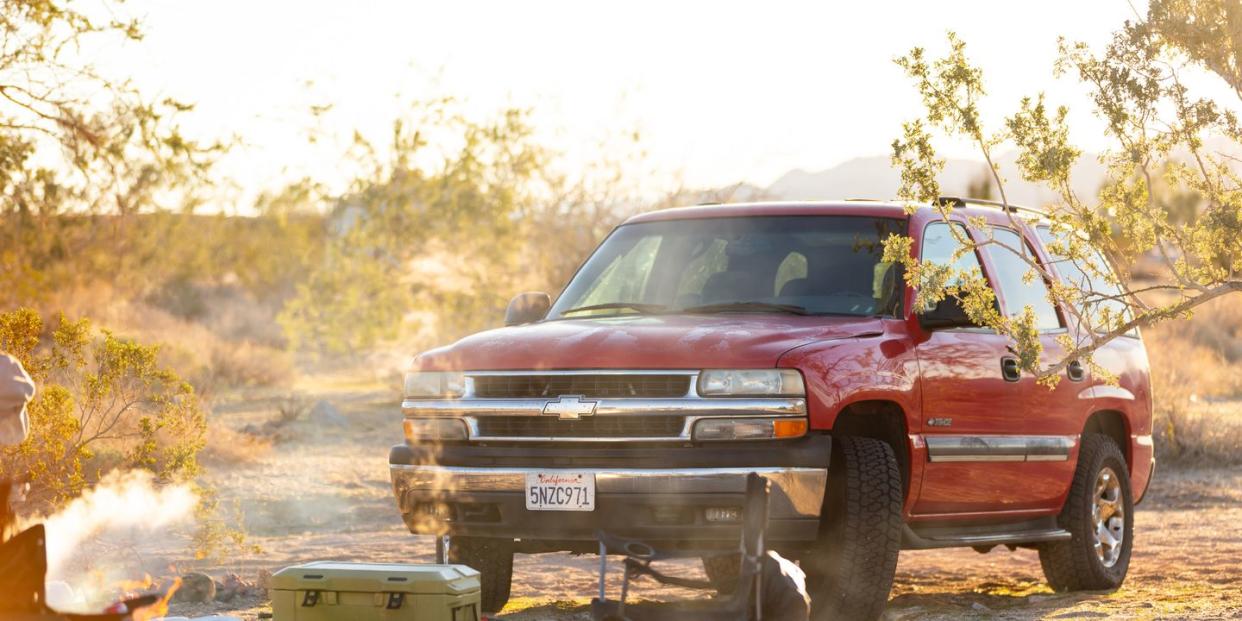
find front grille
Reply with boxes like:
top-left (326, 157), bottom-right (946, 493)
top-left (472, 374), bottom-right (691, 399)
top-left (475, 415), bottom-right (686, 438)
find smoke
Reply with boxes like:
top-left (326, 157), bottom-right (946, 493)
top-left (35, 470), bottom-right (197, 578)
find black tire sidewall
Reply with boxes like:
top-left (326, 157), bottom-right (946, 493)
top-left (1065, 435), bottom-right (1135, 588)
top-left (448, 536), bottom-right (514, 612)
top-left (805, 436), bottom-right (903, 621)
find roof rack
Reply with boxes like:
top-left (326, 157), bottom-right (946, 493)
top-left (936, 196), bottom-right (1044, 216)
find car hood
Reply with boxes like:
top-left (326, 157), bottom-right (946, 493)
top-left (414, 314), bottom-right (885, 370)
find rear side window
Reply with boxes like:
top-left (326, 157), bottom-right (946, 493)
top-left (984, 228), bottom-right (1062, 331)
top-left (1035, 226), bottom-right (1132, 331)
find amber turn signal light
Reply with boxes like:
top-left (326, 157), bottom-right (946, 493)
top-left (773, 418), bottom-right (808, 438)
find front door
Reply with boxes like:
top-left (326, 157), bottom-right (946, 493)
top-left (911, 221), bottom-right (1051, 515)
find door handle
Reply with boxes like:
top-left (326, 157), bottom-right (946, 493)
top-left (1000, 356), bottom-right (1021, 382)
top-left (1067, 359), bottom-right (1085, 382)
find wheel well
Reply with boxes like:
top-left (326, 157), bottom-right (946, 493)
top-left (1084, 410), bottom-right (1130, 470)
top-left (831, 401), bottom-right (910, 496)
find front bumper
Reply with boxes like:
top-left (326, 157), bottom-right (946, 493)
top-left (389, 436), bottom-right (831, 545)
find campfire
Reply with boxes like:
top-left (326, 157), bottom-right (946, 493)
top-left (0, 472), bottom-right (199, 620)
top-left (126, 577), bottom-right (180, 621)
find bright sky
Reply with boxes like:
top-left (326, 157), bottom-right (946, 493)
top-left (97, 0), bottom-right (1149, 211)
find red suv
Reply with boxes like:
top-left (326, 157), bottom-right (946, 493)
top-left (390, 199), bottom-right (1155, 619)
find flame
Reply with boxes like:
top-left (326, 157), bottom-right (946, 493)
top-left (132, 577), bottom-right (181, 621)
top-left (116, 574), bottom-right (155, 594)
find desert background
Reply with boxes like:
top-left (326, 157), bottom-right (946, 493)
top-left (3, 0), bottom-right (1242, 619)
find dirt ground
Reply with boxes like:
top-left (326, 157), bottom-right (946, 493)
top-left (150, 378), bottom-right (1241, 620)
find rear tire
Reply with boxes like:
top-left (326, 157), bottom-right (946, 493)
top-left (448, 536), bottom-right (514, 612)
top-left (804, 436), bottom-right (902, 621)
top-left (1039, 433), bottom-right (1134, 592)
top-left (702, 553), bottom-right (741, 594)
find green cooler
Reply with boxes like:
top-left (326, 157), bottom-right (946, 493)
top-left (271, 561), bottom-right (481, 621)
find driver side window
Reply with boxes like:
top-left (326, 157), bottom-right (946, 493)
top-left (578, 235), bottom-right (662, 307)
top-left (920, 222), bottom-right (985, 310)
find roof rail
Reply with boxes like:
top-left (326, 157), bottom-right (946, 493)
top-left (936, 195), bottom-right (1044, 216)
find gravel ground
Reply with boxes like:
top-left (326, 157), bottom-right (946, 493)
top-left (135, 383), bottom-right (1242, 620)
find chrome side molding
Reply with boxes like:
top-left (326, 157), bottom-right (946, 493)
top-left (925, 435), bottom-right (1077, 462)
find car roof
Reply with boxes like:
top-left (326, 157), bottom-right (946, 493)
top-left (621, 198), bottom-right (1047, 226)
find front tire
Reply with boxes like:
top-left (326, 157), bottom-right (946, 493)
top-left (804, 436), bottom-right (903, 621)
top-left (448, 536), bottom-right (514, 612)
top-left (1039, 433), bottom-right (1134, 591)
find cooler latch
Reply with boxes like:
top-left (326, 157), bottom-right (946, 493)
top-left (301, 590), bottom-right (320, 607)
top-left (386, 592), bottom-right (404, 609)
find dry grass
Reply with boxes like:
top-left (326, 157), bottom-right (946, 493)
top-left (199, 343), bottom-right (295, 395)
top-left (201, 425), bottom-right (273, 467)
top-left (274, 392), bottom-right (312, 424)
top-left (45, 288), bottom-right (296, 401)
top-left (1143, 296), bottom-right (1242, 464)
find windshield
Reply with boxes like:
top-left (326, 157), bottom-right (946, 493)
top-left (549, 216), bottom-right (906, 319)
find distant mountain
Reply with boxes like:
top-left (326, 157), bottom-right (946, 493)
top-left (765, 152), bottom-right (1109, 208)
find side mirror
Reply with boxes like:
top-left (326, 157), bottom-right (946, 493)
top-left (918, 297), bottom-right (977, 331)
top-left (504, 292), bottom-right (551, 326)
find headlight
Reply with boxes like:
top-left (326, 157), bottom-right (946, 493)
top-left (404, 418), bottom-right (468, 442)
top-left (698, 369), bottom-right (805, 397)
top-left (693, 417), bottom-right (808, 441)
top-left (404, 371), bottom-right (465, 398)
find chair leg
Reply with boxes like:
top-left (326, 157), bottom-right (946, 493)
top-left (598, 541), bottom-right (608, 602)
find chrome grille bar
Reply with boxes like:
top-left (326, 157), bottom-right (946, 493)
top-left (401, 369), bottom-right (806, 442)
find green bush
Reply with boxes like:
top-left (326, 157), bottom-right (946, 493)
top-left (0, 308), bottom-right (206, 511)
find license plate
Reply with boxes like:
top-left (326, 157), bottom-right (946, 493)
top-left (525, 471), bottom-right (595, 511)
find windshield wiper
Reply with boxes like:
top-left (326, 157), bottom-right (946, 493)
top-left (680, 301), bottom-right (812, 315)
top-left (560, 302), bottom-right (667, 316)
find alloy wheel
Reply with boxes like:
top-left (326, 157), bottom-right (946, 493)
top-left (1092, 466), bottom-right (1125, 567)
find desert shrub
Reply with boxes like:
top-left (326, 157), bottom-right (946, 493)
top-left (0, 308), bottom-right (206, 511)
top-left (275, 392), bottom-right (312, 424)
top-left (202, 342), bottom-right (294, 393)
top-left (200, 426), bottom-right (272, 467)
top-left (278, 239), bottom-right (412, 355)
top-left (1156, 403), bottom-right (1242, 465)
top-left (192, 484), bottom-right (262, 560)
top-left (1145, 296), bottom-right (1242, 463)
top-left (146, 276), bottom-right (211, 321)
top-left (55, 297), bottom-right (294, 399)
top-left (1179, 299), bottom-right (1242, 364)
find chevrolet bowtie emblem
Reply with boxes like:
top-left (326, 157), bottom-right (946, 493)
top-left (542, 395), bottom-right (598, 420)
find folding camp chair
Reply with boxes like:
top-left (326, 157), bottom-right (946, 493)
top-left (590, 472), bottom-right (808, 621)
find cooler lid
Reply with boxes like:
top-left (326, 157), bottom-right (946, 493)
top-left (270, 561), bottom-right (481, 595)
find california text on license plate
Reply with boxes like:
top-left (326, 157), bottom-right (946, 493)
top-left (525, 471), bottom-right (595, 511)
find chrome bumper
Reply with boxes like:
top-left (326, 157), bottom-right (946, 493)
top-left (391, 464), bottom-right (828, 521)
